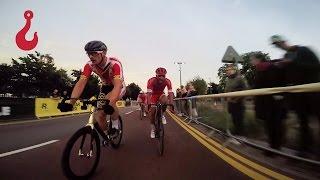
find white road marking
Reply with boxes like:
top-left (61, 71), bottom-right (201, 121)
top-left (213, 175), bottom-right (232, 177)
top-left (0, 113), bottom-right (88, 126)
top-left (1, 106), bottom-right (138, 126)
top-left (125, 111), bottom-right (134, 115)
top-left (0, 140), bottom-right (59, 158)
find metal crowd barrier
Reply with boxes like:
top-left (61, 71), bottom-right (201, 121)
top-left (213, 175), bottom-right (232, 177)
top-left (173, 82), bottom-right (320, 166)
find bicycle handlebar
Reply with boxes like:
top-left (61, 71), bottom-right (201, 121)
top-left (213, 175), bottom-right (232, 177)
top-left (81, 99), bottom-right (110, 106)
top-left (63, 98), bottom-right (110, 109)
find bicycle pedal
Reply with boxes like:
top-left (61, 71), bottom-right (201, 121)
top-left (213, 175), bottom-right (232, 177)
top-left (102, 140), bottom-right (109, 147)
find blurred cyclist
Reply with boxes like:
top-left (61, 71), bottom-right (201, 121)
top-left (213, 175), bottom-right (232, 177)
top-left (137, 90), bottom-right (147, 117)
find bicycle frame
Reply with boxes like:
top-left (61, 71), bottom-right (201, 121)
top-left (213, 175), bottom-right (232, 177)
top-left (86, 106), bottom-right (96, 129)
top-left (62, 99), bottom-right (123, 179)
top-left (83, 102), bottom-right (112, 145)
top-left (153, 103), bottom-right (164, 137)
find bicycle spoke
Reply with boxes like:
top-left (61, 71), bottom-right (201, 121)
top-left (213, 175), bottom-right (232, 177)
top-left (80, 133), bottom-right (87, 150)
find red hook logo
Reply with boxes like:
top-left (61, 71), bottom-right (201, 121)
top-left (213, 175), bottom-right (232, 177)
top-left (15, 10), bottom-right (38, 51)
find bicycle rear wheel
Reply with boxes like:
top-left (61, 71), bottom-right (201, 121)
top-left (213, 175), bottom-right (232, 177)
top-left (61, 126), bottom-right (100, 179)
top-left (110, 116), bottom-right (123, 149)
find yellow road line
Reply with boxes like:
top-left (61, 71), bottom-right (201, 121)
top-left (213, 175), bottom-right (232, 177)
top-left (168, 111), bottom-right (293, 180)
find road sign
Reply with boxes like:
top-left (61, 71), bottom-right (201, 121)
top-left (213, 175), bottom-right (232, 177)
top-left (221, 46), bottom-right (243, 63)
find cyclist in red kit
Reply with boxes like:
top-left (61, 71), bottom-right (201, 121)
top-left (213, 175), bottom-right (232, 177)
top-left (147, 67), bottom-right (174, 138)
top-left (58, 40), bottom-right (125, 136)
top-left (137, 91), bottom-right (147, 117)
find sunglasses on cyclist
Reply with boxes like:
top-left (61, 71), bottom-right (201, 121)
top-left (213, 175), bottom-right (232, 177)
top-left (86, 51), bottom-right (103, 56)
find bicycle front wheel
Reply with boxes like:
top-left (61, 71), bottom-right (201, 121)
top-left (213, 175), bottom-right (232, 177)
top-left (61, 126), bottom-right (101, 179)
top-left (159, 122), bottom-right (164, 156)
top-left (156, 117), bottom-right (164, 156)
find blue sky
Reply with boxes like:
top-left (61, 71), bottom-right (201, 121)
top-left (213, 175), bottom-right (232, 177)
top-left (1, 0), bottom-right (320, 91)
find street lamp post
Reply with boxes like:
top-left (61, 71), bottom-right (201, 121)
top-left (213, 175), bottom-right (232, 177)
top-left (174, 61), bottom-right (185, 87)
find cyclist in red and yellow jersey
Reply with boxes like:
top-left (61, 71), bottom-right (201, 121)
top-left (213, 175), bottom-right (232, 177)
top-left (58, 40), bottom-right (126, 135)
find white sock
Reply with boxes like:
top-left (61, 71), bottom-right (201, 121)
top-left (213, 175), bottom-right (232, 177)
top-left (112, 119), bottom-right (119, 129)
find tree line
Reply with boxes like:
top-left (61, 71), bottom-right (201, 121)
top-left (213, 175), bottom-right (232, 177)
top-left (0, 52), bottom-right (99, 98)
top-left (0, 51), bottom-right (267, 99)
top-left (0, 51), bottom-right (145, 100)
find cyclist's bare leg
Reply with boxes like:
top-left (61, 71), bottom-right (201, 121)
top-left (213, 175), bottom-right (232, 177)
top-left (140, 103), bottom-right (146, 115)
top-left (149, 106), bottom-right (156, 125)
top-left (149, 95), bottom-right (167, 123)
top-left (159, 94), bottom-right (168, 112)
top-left (159, 94), bottom-right (168, 105)
top-left (94, 90), bottom-right (120, 131)
top-left (95, 110), bottom-right (108, 131)
top-left (147, 106), bottom-right (156, 138)
top-left (142, 104), bottom-right (145, 112)
top-left (139, 103), bottom-right (142, 111)
top-left (105, 93), bottom-right (120, 126)
top-left (110, 103), bottom-right (120, 121)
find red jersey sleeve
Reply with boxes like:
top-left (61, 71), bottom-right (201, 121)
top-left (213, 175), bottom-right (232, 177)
top-left (112, 63), bottom-right (121, 80)
top-left (147, 78), bottom-right (154, 93)
top-left (81, 63), bottom-right (92, 78)
top-left (165, 78), bottom-right (173, 93)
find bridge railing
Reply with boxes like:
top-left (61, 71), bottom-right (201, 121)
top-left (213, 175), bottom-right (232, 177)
top-left (173, 82), bottom-right (320, 165)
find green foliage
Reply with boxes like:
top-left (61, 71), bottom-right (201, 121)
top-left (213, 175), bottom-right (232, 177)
top-left (207, 82), bottom-right (219, 94)
top-left (0, 63), bottom-right (14, 93)
top-left (71, 69), bottom-right (81, 80)
top-left (217, 51), bottom-right (270, 90)
top-left (188, 76), bottom-right (207, 95)
top-left (3, 52), bottom-right (73, 97)
top-left (197, 103), bottom-right (264, 137)
top-left (71, 69), bottom-right (100, 99)
top-left (0, 52), bottom-right (100, 98)
top-left (123, 83), bottom-right (141, 100)
top-left (217, 64), bottom-right (229, 92)
top-left (240, 51), bottom-right (270, 87)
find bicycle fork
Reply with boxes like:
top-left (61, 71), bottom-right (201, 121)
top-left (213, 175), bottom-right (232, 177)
top-left (78, 113), bottom-right (95, 158)
top-left (78, 133), bottom-right (94, 158)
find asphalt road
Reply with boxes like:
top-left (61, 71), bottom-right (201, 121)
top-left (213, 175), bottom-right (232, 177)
top-left (0, 106), bottom-right (247, 179)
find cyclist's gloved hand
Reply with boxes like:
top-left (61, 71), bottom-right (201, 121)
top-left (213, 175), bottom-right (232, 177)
top-left (57, 103), bottom-right (73, 112)
top-left (103, 104), bottom-right (114, 115)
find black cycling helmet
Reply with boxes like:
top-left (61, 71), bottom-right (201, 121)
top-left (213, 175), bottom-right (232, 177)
top-left (84, 40), bottom-right (108, 52)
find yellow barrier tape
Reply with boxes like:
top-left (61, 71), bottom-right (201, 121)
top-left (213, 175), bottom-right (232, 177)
top-left (35, 98), bottom-right (90, 118)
